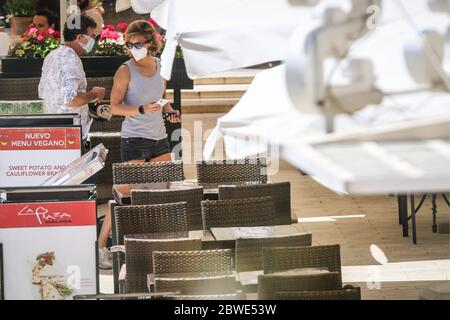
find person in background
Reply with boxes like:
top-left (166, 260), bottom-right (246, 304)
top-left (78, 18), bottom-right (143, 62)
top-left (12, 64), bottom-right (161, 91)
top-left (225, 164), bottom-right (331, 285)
top-left (96, 20), bottom-right (181, 269)
top-left (38, 14), bottom-right (105, 144)
top-left (32, 9), bottom-right (59, 32)
top-left (78, 0), bottom-right (104, 37)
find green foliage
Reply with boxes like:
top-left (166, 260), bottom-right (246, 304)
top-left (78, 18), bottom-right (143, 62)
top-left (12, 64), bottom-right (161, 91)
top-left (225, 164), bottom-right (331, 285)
top-left (4, 0), bottom-right (37, 17)
top-left (92, 42), bottom-right (128, 57)
top-left (0, 101), bottom-right (44, 115)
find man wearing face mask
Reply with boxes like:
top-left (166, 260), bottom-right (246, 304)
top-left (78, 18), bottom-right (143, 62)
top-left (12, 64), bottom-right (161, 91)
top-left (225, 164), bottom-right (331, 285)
top-left (39, 14), bottom-right (105, 144)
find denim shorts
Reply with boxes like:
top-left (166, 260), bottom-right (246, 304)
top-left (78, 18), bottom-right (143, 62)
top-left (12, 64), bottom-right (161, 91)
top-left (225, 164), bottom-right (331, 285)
top-left (121, 137), bottom-right (170, 162)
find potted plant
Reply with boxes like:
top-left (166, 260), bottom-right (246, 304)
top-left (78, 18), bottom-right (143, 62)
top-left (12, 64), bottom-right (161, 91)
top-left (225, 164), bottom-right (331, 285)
top-left (1, 21), bottom-right (193, 90)
top-left (4, 0), bottom-right (36, 36)
top-left (1, 24), bottom-right (60, 77)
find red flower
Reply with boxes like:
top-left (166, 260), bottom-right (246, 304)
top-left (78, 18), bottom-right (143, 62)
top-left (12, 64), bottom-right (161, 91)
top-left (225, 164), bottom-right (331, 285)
top-left (53, 31), bottom-right (61, 39)
top-left (36, 34), bottom-right (45, 41)
top-left (117, 22), bottom-right (128, 33)
top-left (105, 24), bottom-right (116, 31)
top-left (147, 18), bottom-right (158, 28)
top-left (108, 30), bottom-right (120, 41)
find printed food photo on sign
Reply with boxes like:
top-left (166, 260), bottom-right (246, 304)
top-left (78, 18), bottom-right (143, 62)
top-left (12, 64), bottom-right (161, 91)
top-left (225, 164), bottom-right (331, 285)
top-left (31, 251), bottom-right (73, 300)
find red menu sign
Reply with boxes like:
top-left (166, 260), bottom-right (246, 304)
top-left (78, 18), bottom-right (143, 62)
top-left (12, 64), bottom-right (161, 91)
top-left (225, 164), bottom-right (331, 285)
top-left (0, 201), bottom-right (96, 229)
top-left (0, 127), bottom-right (81, 151)
top-left (0, 127), bottom-right (82, 186)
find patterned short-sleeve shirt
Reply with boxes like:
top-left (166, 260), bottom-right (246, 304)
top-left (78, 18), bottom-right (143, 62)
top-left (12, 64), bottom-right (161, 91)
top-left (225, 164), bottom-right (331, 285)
top-left (38, 45), bottom-right (92, 139)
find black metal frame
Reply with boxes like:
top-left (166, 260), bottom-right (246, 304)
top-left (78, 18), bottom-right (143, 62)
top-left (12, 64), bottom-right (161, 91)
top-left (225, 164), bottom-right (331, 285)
top-left (0, 243), bottom-right (3, 300)
top-left (397, 193), bottom-right (450, 244)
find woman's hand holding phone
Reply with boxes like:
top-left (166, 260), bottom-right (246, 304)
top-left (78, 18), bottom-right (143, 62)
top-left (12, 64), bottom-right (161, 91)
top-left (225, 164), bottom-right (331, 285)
top-left (143, 103), bottom-right (162, 114)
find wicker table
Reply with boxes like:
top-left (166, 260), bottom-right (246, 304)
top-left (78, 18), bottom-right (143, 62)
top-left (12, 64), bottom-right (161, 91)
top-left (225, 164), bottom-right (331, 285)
top-left (210, 224), bottom-right (302, 250)
top-left (113, 180), bottom-right (270, 205)
top-left (125, 230), bottom-right (216, 249)
top-left (211, 224), bottom-right (301, 242)
top-left (113, 180), bottom-right (217, 205)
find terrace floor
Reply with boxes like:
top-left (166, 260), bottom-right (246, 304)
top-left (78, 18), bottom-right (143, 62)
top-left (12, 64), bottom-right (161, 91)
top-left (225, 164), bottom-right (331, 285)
top-left (99, 113), bottom-right (450, 300)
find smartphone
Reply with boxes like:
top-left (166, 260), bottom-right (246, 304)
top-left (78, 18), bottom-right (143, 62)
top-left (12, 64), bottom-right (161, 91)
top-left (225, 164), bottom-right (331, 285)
top-left (156, 99), bottom-right (169, 107)
top-left (163, 111), bottom-right (181, 121)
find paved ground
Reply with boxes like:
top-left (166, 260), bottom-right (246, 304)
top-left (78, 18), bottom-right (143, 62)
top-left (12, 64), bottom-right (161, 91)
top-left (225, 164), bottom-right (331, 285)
top-left (99, 113), bottom-right (450, 300)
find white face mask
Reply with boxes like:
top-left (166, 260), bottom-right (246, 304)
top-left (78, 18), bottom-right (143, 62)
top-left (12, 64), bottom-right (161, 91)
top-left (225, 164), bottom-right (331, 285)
top-left (79, 35), bottom-right (95, 53)
top-left (131, 47), bottom-right (148, 61)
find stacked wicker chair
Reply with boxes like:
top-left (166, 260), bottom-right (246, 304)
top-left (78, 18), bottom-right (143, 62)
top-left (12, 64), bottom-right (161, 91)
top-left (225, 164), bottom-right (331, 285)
top-left (131, 187), bottom-right (204, 231)
top-left (112, 202), bottom-right (189, 293)
top-left (161, 292), bottom-right (247, 300)
top-left (262, 244), bottom-right (342, 282)
top-left (219, 182), bottom-right (292, 225)
top-left (235, 233), bottom-right (312, 272)
top-left (152, 249), bottom-right (237, 296)
top-left (258, 244), bottom-right (361, 300)
top-left (258, 271), bottom-right (342, 300)
top-left (201, 196), bottom-right (276, 230)
top-left (124, 237), bottom-right (202, 293)
top-left (112, 161), bottom-right (184, 184)
top-left (196, 157), bottom-right (268, 186)
top-left (273, 285), bottom-right (361, 300)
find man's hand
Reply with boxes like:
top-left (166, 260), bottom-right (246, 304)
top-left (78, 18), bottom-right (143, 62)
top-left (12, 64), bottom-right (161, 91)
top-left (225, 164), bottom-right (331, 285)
top-left (90, 87), bottom-right (106, 102)
top-left (143, 103), bottom-right (162, 114)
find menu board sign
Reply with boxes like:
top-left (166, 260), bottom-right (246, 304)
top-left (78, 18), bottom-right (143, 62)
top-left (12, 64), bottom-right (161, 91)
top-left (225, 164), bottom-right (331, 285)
top-left (0, 201), bottom-right (97, 300)
top-left (0, 127), bottom-right (81, 187)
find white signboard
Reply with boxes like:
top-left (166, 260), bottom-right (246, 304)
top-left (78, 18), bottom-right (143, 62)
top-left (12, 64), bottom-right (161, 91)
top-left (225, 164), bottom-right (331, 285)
top-left (0, 201), bottom-right (97, 300)
top-left (0, 127), bottom-right (82, 187)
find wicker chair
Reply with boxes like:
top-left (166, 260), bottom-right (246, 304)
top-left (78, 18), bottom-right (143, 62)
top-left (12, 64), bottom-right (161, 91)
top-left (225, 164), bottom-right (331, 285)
top-left (273, 285), bottom-right (361, 300)
top-left (152, 249), bottom-right (233, 276)
top-left (86, 77), bottom-right (114, 99)
top-left (131, 187), bottom-right (204, 231)
top-left (196, 158), bottom-right (267, 185)
top-left (112, 161), bottom-right (184, 184)
top-left (154, 274), bottom-right (238, 295)
top-left (201, 197), bottom-right (276, 230)
top-left (235, 233), bottom-right (312, 272)
top-left (257, 271), bottom-right (342, 300)
top-left (89, 132), bottom-right (122, 185)
top-left (114, 203), bottom-right (189, 246)
top-left (161, 291), bottom-right (247, 300)
top-left (219, 182), bottom-right (292, 225)
top-left (0, 77), bottom-right (114, 101)
top-left (90, 116), bottom-right (125, 133)
top-left (262, 244), bottom-right (342, 283)
top-left (0, 78), bottom-right (40, 100)
top-left (112, 202), bottom-right (189, 293)
top-left (124, 237), bottom-right (202, 293)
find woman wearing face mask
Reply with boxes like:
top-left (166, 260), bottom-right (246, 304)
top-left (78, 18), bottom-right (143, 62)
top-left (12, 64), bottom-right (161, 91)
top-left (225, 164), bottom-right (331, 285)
top-left (98, 20), bottom-right (180, 269)
top-left (109, 20), bottom-right (180, 164)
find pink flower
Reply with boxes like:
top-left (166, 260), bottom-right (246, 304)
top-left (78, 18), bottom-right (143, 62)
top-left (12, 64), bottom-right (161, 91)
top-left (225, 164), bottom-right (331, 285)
top-left (36, 34), bottom-right (44, 41)
top-left (28, 27), bottom-right (39, 36)
top-left (100, 29), bottom-right (109, 41)
top-left (156, 33), bottom-right (164, 42)
top-left (47, 28), bottom-right (55, 34)
top-left (117, 23), bottom-right (128, 33)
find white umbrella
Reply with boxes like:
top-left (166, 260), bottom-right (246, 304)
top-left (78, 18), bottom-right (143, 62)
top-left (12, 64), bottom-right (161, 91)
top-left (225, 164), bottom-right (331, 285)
top-left (204, 0), bottom-right (450, 160)
top-left (146, 0), bottom-right (349, 79)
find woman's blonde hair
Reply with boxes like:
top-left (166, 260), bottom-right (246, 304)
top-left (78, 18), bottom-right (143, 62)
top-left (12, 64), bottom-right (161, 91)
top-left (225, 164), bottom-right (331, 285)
top-left (125, 20), bottom-right (162, 56)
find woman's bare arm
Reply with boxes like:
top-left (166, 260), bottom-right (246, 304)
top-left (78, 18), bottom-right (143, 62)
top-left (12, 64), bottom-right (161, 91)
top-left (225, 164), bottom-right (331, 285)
top-left (110, 65), bottom-right (161, 116)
